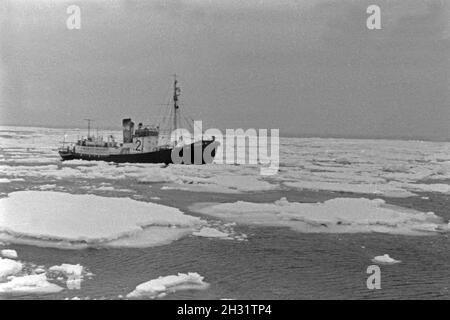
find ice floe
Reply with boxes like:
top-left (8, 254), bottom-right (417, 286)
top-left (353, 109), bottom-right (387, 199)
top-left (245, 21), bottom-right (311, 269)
top-left (81, 185), bottom-right (134, 193)
top-left (0, 258), bottom-right (22, 279)
top-left (0, 274), bottom-right (63, 296)
top-left (49, 264), bottom-right (83, 277)
top-left (372, 254), bottom-right (401, 265)
top-left (34, 267), bottom-right (46, 274)
top-left (1, 249), bottom-right (17, 259)
top-left (0, 257), bottom-right (93, 295)
top-left (126, 272), bottom-right (209, 299)
top-left (193, 227), bottom-right (231, 239)
top-left (49, 264), bottom-right (85, 290)
top-left (37, 184), bottom-right (57, 190)
top-left (0, 191), bottom-right (205, 249)
top-left (192, 223), bottom-right (247, 241)
top-left (190, 197), bottom-right (447, 235)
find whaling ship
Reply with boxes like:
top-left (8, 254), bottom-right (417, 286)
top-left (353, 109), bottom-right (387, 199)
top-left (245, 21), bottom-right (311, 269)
top-left (58, 76), bottom-right (219, 164)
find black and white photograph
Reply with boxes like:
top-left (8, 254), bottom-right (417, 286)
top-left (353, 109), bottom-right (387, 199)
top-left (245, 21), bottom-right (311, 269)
top-left (0, 0), bottom-right (449, 306)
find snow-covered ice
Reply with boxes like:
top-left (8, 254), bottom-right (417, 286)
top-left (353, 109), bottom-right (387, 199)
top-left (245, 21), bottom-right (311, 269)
top-left (0, 274), bottom-right (63, 296)
top-left (34, 267), bottom-right (46, 274)
top-left (0, 258), bottom-right (93, 294)
top-left (274, 138), bottom-right (450, 197)
top-left (37, 184), bottom-right (57, 190)
top-left (126, 272), bottom-right (209, 299)
top-left (49, 264), bottom-right (84, 289)
top-left (2, 129), bottom-right (450, 198)
top-left (372, 254), bottom-right (401, 265)
top-left (2, 128), bottom-right (450, 241)
top-left (193, 227), bottom-right (231, 239)
top-left (49, 264), bottom-right (83, 277)
top-left (0, 191), bottom-right (205, 248)
top-left (1, 249), bottom-right (17, 259)
top-left (0, 258), bottom-right (22, 279)
top-left (190, 197), bottom-right (446, 235)
top-left (283, 180), bottom-right (415, 198)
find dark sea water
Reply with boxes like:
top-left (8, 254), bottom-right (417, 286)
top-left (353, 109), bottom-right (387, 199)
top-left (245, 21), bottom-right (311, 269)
top-left (4, 188), bottom-right (450, 300)
top-left (7, 224), bottom-right (450, 300)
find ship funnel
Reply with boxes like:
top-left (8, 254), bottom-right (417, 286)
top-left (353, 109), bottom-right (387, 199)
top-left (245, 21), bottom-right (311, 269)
top-left (122, 118), bottom-right (134, 143)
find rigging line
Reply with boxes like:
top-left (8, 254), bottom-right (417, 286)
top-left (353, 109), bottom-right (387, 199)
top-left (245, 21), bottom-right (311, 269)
top-left (186, 113), bottom-right (204, 133)
top-left (156, 97), bottom-right (172, 125)
top-left (182, 113), bottom-right (194, 133)
top-left (161, 96), bottom-right (173, 129)
top-left (153, 82), bottom-right (173, 125)
top-left (168, 105), bottom-right (174, 133)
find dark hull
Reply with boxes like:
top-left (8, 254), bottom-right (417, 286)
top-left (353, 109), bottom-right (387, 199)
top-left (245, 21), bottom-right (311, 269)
top-left (59, 140), bottom-right (218, 165)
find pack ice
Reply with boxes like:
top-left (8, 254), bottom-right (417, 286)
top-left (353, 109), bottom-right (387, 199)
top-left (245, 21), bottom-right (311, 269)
top-left (0, 191), bottom-right (204, 248)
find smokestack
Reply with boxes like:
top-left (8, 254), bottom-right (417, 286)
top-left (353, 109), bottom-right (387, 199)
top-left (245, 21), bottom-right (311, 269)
top-left (122, 118), bottom-right (134, 143)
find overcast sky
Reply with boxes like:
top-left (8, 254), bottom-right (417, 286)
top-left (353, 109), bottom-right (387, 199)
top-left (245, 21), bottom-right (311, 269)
top-left (1, 0), bottom-right (449, 140)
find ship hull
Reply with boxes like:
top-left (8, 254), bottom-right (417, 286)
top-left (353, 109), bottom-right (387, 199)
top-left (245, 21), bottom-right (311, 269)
top-left (59, 140), bottom-right (218, 165)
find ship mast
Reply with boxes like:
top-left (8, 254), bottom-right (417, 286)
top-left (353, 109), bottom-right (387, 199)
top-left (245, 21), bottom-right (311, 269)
top-left (84, 119), bottom-right (94, 138)
top-left (173, 74), bottom-right (180, 143)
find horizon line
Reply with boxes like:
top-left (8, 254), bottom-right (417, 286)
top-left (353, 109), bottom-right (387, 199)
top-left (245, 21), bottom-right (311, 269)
top-left (0, 123), bottom-right (448, 143)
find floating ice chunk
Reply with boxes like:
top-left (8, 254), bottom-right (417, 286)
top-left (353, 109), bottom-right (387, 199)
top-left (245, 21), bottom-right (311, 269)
top-left (34, 267), bottom-right (46, 274)
top-left (274, 197), bottom-right (290, 206)
top-left (126, 272), bottom-right (209, 299)
top-left (66, 278), bottom-right (82, 290)
top-left (49, 264), bottom-right (85, 290)
top-left (193, 227), bottom-right (230, 239)
top-left (0, 258), bottom-right (22, 279)
top-left (0, 191), bottom-right (204, 249)
top-left (190, 197), bottom-right (446, 235)
top-left (1, 249), bottom-right (17, 259)
top-left (372, 254), bottom-right (401, 265)
top-left (95, 186), bottom-right (115, 191)
top-left (86, 185), bottom-right (134, 192)
top-left (38, 184), bottom-right (56, 190)
top-left (0, 274), bottom-right (63, 296)
top-left (49, 264), bottom-right (83, 277)
top-left (116, 189), bottom-right (134, 193)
